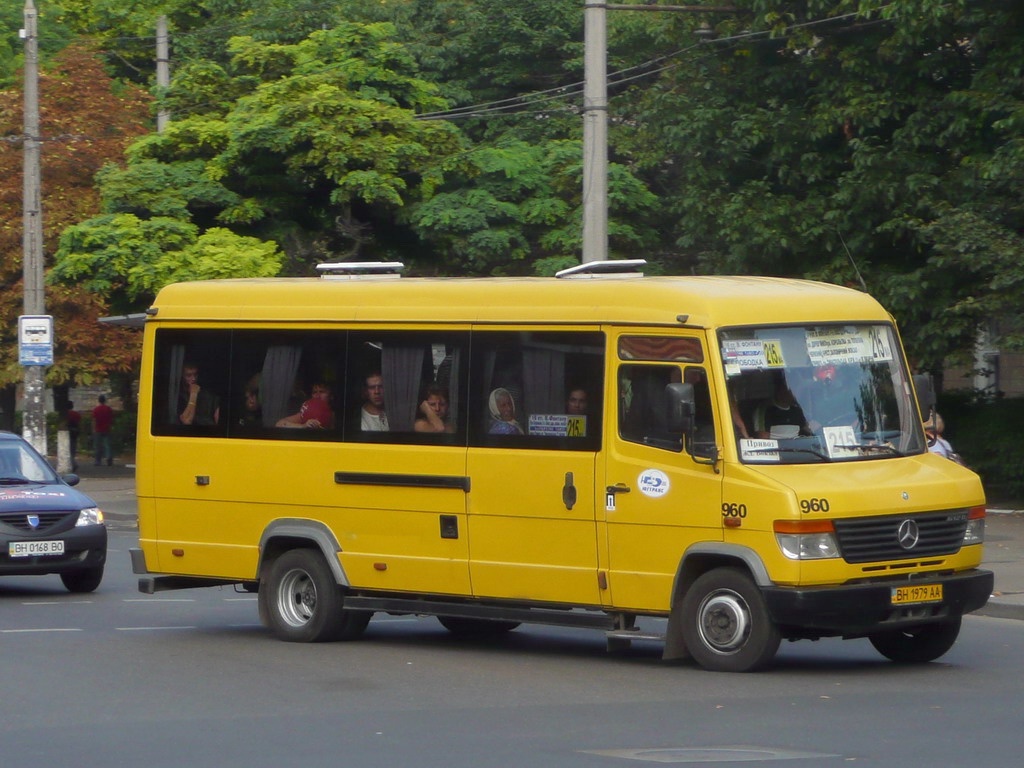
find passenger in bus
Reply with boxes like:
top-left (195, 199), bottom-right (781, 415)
top-left (276, 382), bottom-right (334, 429)
top-left (566, 387), bottom-right (588, 415)
top-left (360, 372), bottom-right (389, 431)
top-left (179, 362), bottom-right (220, 426)
top-left (488, 387), bottom-right (524, 435)
top-left (415, 385), bottom-right (455, 433)
top-left (730, 395), bottom-right (750, 439)
top-left (752, 375), bottom-right (809, 439)
top-left (236, 374), bottom-right (262, 427)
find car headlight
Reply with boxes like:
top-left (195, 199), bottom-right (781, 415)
top-left (774, 520), bottom-right (840, 560)
top-left (75, 507), bottom-right (104, 526)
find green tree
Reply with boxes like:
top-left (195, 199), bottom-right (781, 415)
top-left (617, 0), bottom-right (1024, 370)
top-left (70, 22), bottom-right (464, 277)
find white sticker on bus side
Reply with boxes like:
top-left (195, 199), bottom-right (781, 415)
top-left (637, 469), bottom-right (670, 498)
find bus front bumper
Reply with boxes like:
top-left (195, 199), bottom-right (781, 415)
top-left (762, 568), bottom-right (994, 637)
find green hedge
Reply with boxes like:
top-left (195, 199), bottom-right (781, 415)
top-left (937, 394), bottom-right (1024, 506)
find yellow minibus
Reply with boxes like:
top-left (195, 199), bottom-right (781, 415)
top-left (130, 261), bottom-right (992, 672)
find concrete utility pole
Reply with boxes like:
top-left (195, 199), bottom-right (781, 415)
top-left (582, 0), bottom-right (608, 264)
top-left (581, 3), bottom-right (736, 264)
top-left (22, 0), bottom-right (47, 454)
top-left (156, 15), bottom-right (170, 132)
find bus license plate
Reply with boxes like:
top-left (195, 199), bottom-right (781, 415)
top-left (891, 584), bottom-right (943, 605)
top-left (9, 540), bottom-right (65, 557)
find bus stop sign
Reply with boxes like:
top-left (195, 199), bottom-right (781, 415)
top-left (18, 315), bottom-right (53, 366)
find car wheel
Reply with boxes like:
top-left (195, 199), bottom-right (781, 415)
top-left (868, 618), bottom-right (961, 663)
top-left (681, 567), bottom-right (781, 672)
top-left (437, 616), bottom-right (520, 637)
top-left (60, 565), bottom-right (104, 593)
top-left (259, 549), bottom-right (370, 642)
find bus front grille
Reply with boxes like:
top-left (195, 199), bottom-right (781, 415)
top-left (834, 510), bottom-right (969, 564)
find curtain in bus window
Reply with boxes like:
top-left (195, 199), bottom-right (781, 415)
top-left (165, 344), bottom-right (185, 424)
top-left (446, 347), bottom-right (461, 429)
top-left (382, 345), bottom-right (425, 432)
top-left (522, 346), bottom-right (565, 429)
top-left (261, 345), bottom-right (302, 427)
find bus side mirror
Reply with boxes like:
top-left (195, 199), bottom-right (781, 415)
top-left (912, 374), bottom-right (936, 422)
top-left (666, 382), bottom-right (694, 435)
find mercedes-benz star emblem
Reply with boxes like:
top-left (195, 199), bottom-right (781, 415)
top-left (897, 519), bottom-right (920, 550)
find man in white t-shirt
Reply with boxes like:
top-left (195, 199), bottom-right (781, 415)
top-left (360, 372), bottom-right (389, 431)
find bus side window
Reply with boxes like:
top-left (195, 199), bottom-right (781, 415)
top-left (470, 331), bottom-right (604, 450)
top-left (618, 364), bottom-right (682, 452)
top-left (346, 332), bottom-right (467, 444)
top-left (151, 330), bottom-right (231, 437)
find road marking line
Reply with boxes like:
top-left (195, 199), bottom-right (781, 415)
top-left (115, 626), bottom-right (198, 631)
top-left (123, 598), bottom-right (196, 602)
top-left (22, 600), bottom-right (93, 605)
top-left (1, 628), bottom-right (82, 633)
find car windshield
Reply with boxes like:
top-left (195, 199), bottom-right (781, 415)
top-left (0, 440), bottom-right (59, 483)
top-left (720, 324), bottom-right (926, 464)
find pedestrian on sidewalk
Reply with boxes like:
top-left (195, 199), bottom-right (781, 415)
top-left (92, 395), bottom-right (114, 467)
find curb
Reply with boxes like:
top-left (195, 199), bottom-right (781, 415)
top-left (973, 600), bottom-right (1024, 622)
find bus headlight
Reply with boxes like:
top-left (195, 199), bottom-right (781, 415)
top-left (963, 506), bottom-right (985, 545)
top-left (76, 507), bottom-right (104, 526)
top-left (774, 520), bottom-right (839, 560)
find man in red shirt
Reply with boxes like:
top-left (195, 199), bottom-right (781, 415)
top-left (92, 395), bottom-right (114, 467)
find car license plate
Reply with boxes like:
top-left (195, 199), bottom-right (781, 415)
top-left (8, 540), bottom-right (65, 557)
top-left (891, 584), bottom-right (943, 605)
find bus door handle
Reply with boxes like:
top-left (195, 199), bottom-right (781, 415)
top-left (562, 472), bottom-right (577, 511)
top-left (606, 484), bottom-right (630, 495)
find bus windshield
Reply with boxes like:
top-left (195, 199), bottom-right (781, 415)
top-left (719, 324), bottom-right (926, 464)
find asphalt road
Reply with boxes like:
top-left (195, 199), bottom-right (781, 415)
top-left (2, 528), bottom-right (1023, 768)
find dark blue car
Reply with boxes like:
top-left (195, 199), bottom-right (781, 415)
top-left (0, 431), bottom-right (106, 592)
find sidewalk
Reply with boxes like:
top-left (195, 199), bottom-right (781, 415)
top-left (70, 461), bottom-right (1024, 621)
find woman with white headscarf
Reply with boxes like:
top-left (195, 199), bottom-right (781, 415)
top-left (488, 387), bottom-right (523, 435)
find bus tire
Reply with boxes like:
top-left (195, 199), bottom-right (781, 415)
top-left (681, 567), bottom-right (780, 672)
top-left (437, 616), bottom-right (520, 637)
top-left (868, 618), bottom-right (961, 664)
top-left (260, 548), bottom-right (370, 642)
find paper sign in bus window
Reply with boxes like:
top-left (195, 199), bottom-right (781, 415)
top-left (740, 438), bottom-right (780, 462)
top-left (822, 425), bottom-right (859, 459)
top-left (806, 326), bottom-right (893, 367)
top-left (528, 414), bottom-right (586, 437)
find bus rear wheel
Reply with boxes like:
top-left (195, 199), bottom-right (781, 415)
top-left (260, 549), bottom-right (370, 642)
top-left (868, 618), bottom-right (961, 663)
top-left (681, 567), bottom-right (781, 673)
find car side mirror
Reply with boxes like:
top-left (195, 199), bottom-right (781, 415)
top-left (912, 374), bottom-right (936, 422)
top-left (666, 382), bottom-right (694, 434)
top-left (62, 474), bottom-right (80, 487)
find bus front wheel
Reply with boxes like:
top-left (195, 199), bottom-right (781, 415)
top-left (868, 618), bottom-right (961, 663)
top-left (260, 548), bottom-right (370, 642)
top-left (680, 567), bottom-right (781, 672)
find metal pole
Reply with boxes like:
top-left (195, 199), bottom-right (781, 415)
top-left (156, 15), bottom-right (170, 132)
top-left (22, 0), bottom-right (46, 454)
top-left (582, 0), bottom-right (608, 264)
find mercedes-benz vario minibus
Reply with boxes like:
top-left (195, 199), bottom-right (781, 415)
top-left (130, 261), bottom-right (992, 672)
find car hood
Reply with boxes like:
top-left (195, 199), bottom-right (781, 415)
top-left (0, 483), bottom-right (97, 512)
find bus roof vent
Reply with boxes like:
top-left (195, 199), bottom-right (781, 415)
top-left (555, 259), bottom-right (647, 279)
top-left (316, 262), bottom-right (405, 280)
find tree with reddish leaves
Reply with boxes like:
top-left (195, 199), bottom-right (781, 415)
top-left (0, 45), bottom-right (151, 425)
